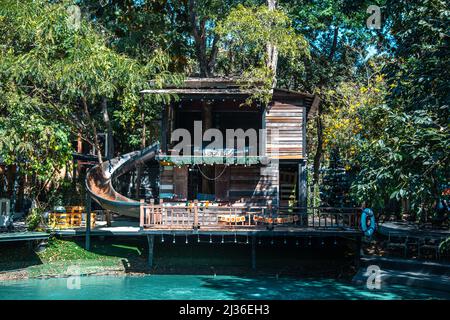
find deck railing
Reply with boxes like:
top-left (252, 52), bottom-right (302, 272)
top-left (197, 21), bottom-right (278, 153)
top-left (140, 200), bottom-right (361, 231)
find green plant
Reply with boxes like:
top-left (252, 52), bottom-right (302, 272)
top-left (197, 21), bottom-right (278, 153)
top-left (26, 207), bottom-right (43, 231)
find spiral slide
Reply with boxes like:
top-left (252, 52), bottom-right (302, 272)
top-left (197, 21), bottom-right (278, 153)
top-left (85, 143), bottom-right (159, 218)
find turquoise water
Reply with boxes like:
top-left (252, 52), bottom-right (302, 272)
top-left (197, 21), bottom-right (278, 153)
top-left (0, 275), bottom-right (449, 300)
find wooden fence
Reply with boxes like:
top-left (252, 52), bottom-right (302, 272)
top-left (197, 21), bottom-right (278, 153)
top-left (140, 200), bottom-right (361, 231)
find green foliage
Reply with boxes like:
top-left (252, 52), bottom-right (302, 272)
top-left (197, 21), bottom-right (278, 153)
top-left (26, 208), bottom-right (44, 231)
top-left (216, 4), bottom-right (308, 64)
top-left (350, 0), bottom-right (449, 216)
top-left (0, 0), bottom-right (183, 198)
top-left (0, 0), bottom-right (447, 222)
top-left (216, 4), bottom-right (309, 104)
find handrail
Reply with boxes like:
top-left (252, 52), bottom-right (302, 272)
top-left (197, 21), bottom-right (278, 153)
top-left (140, 201), bottom-right (361, 230)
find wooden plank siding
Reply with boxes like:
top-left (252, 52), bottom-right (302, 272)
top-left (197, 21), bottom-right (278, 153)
top-left (265, 101), bottom-right (306, 159)
top-left (160, 165), bottom-right (188, 200)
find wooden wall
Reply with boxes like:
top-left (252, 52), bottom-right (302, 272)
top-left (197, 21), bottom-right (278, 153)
top-left (160, 165), bottom-right (188, 200)
top-left (215, 163), bottom-right (279, 206)
top-left (265, 101), bottom-right (306, 159)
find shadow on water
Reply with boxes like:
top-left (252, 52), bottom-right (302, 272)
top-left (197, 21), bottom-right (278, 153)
top-left (196, 276), bottom-right (449, 300)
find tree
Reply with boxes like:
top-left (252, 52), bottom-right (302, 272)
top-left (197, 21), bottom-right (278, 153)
top-left (274, 0), bottom-right (387, 206)
top-left (351, 0), bottom-right (449, 217)
top-left (0, 0), bottom-right (181, 209)
top-left (215, 3), bottom-right (308, 103)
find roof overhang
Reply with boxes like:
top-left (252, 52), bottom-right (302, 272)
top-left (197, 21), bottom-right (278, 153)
top-left (141, 77), bottom-right (320, 119)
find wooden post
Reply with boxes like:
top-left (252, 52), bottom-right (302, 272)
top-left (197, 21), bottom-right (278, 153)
top-left (298, 160), bottom-right (308, 226)
top-left (251, 235), bottom-right (256, 270)
top-left (106, 210), bottom-right (112, 227)
top-left (355, 235), bottom-right (362, 268)
top-left (147, 234), bottom-right (155, 269)
top-left (85, 193), bottom-right (91, 251)
top-left (193, 199), bottom-right (199, 229)
top-left (139, 199), bottom-right (145, 229)
top-left (158, 199), bottom-right (162, 226)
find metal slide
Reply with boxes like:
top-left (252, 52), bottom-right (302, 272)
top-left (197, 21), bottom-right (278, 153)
top-left (85, 143), bottom-right (159, 218)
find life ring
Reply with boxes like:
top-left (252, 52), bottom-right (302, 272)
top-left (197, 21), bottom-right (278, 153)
top-left (361, 208), bottom-right (376, 236)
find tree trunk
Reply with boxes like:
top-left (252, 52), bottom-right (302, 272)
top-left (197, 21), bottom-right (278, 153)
top-left (310, 27), bottom-right (339, 204)
top-left (6, 165), bottom-right (16, 199)
top-left (188, 0), bottom-right (218, 77)
top-left (312, 103), bottom-right (323, 187)
top-left (81, 97), bottom-right (103, 170)
top-left (101, 97), bottom-right (114, 159)
top-left (16, 173), bottom-right (24, 212)
top-left (266, 0), bottom-right (279, 88)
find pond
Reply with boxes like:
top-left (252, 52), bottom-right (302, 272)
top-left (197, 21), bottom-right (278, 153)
top-left (1, 275), bottom-right (449, 300)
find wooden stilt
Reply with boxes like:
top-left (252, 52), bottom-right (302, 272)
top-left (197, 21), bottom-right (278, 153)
top-left (355, 236), bottom-right (362, 268)
top-left (147, 234), bottom-right (155, 269)
top-left (251, 236), bottom-right (256, 270)
top-left (85, 194), bottom-right (91, 251)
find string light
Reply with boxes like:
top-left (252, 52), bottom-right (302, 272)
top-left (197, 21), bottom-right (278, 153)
top-left (209, 234), bottom-right (212, 243)
top-left (161, 235), bottom-right (164, 243)
top-left (221, 235), bottom-right (224, 244)
top-left (234, 234), bottom-right (237, 243)
top-left (284, 238), bottom-right (287, 245)
top-left (197, 235), bottom-right (200, 243)
top-left (185, 235), bottom-right (188, 244)
top-left (173, 235), bottom-right (176, 244)
top-left (246, 236), bottom-right (249, 244)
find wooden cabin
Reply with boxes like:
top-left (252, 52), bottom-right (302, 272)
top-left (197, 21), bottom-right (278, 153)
top-left (142, 78), bottom-right (319, 208)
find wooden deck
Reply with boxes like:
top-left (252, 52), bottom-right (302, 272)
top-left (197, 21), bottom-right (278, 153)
top-left (54, 204), bottom-right (362, 238)
top-left (0, 231), bottom-right (49, 243)
top-left (54, 221), bottom-right (361, 237)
